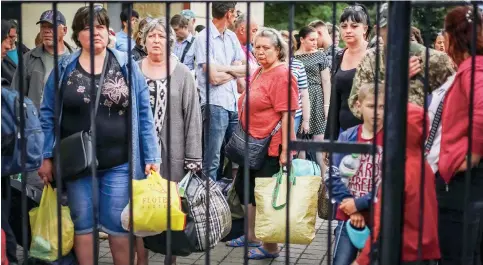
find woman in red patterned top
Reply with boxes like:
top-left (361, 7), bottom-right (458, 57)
top-left (227, 27), bottom-right (299, 260)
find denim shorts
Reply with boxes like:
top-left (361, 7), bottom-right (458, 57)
top-left (65, 163), bottom-right (131, 236)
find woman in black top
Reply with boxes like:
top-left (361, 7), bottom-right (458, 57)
top-left (326, 4), bottom-right (370, 141)
top-left (38, 7), bottom-right (159, 265)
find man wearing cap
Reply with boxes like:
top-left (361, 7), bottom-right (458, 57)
top-left (181, 9), bottom-right (197, 36)
top-left (12, 10), bottom-right (74, 109)
top-left (348, 3), bottom-right (455, 118)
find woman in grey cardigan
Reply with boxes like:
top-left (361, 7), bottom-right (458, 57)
top-left (139, 18), bottom-right (202, 180)
top-left (137, 17), bottom-right (202, 264)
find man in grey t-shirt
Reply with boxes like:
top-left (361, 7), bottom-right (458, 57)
top-left (12, 10), bottom-right (74, 108)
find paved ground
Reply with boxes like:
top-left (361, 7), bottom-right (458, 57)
top-left (17, 219), bottom-right (337, 265)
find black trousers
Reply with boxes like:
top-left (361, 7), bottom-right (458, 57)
top-left (1, 178), bottom-right (18, 264)
top-left (436, 164), bottom-right (483, 265)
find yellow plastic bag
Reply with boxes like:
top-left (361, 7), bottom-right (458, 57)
top-left (121, 171), bottom-right (185, 237)
top-left (254, 169), bottom-right (321, 245)
top-left (29, 184), bottom-right (74, 261)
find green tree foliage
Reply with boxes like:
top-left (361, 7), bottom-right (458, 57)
top-left (264, 2), bottom-right (448, 46)
top-left (411, 6), bottom-right (449, 47)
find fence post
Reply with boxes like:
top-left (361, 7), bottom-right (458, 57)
top-left (379, 2), bottom-right (412, 264)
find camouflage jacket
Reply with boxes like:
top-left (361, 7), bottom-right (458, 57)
top-left (348, 42), bottom-right (456, 118)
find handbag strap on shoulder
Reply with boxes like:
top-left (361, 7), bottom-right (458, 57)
top-left (87, 52), bottom-right (110, 133)
top-left (241, 68), bottom-right (283, 137)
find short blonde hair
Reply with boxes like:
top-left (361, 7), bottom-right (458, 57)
top-left (135, 17), bottom-right (152, 46)
top-left (280, 30), bottom-right (297, 55)
top-left (358, 82), bottom-right (385, 102)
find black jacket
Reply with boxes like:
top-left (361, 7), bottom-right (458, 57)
top-left (1, 56), bottom-right (16, 86)
top-left (132, 45), bottom-right (147, 62)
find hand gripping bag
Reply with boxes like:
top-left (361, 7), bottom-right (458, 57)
top-left (29, 185), bottom-right (74, 261)
top-left (121, 171), bottom-right (185, 237)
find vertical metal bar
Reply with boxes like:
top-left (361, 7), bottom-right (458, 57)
top-left (379, 2), bottom-right (411, 264)
top-left (369, 2), bottom-right (381, 263)
top-left (165, 3), bottom-right (173, 264)
top-left (88, 4), bottom-right (100, 265)
top-left (417, 5), bottom-right (431, 261)
top-left (204, 2), bottom-right (211, 264)
top-left (16, 3), bottom-right (29, 264)
top-left (462, 3), bottom-right (478, 263)
top-left (126, 3), bottom-right (135, 265)
top-left (326, 3), bottom-right (337, 265)
top-left (285, 3), bottom-right (295, 265)
top-left (52, 2), bottom-right (63, 261)
top-left (242, 3), bottom-right (250, 264)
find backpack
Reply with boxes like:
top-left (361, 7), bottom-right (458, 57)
top-left (1, 84), bottom-right (44, 176)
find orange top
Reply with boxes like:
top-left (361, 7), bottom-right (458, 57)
top-left (238, 64), bottom-right (299, 157)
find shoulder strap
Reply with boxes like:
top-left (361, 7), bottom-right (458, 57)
top-left (424, 96), bottom-right (444, 156)
top-left (331, 48), bottom-right (346, 77)
top-left (240, 68), bottom-right (282, 137)
top-left (91, 52), bottom-right (109, 130)
top-left (180, 37), bottom-right (195, 63)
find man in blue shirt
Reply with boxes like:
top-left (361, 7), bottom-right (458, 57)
top-left (115, 8), bottom-right (139, 52)
top-left (194, 2), bottom-right (247, 181)
top-left (170, 14), bottom-right (195, 71)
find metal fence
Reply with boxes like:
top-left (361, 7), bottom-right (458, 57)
top-left (1, 1), bottom-right (480, 265)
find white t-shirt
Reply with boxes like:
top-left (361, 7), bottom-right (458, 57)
top-left (426, 74), bottom-right (456, 173)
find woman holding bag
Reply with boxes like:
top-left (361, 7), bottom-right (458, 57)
top-left (137, 17), bottom-right (202, 265)
top-left (38, 6), bottom-right (160, 265)
top-left (226, 27), bottom-right (299, 260)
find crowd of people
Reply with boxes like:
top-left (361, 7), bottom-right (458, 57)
top-left (1, 1), bottom-right (483, 265)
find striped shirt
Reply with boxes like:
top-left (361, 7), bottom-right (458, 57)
top-left (290, 58), bottom-right (308, 117)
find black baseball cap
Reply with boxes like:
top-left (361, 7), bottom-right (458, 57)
top-left (36, 10), bottom-right (66, 26)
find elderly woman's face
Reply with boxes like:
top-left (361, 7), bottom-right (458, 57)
top-left (254, 36), bottom-right (279, 67)
top-left (145, 27), bottom-right (167, 57)
top-left (78, 22), bottom-right (109, 52)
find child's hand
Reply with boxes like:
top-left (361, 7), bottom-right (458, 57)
top-left (349, 213), bottom-right (366, 228)
top-left (340, 198), bottom-right (357, 215)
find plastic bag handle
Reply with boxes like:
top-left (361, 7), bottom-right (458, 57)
top-left (39, 184), bottom-right (56, 209)
top-left (271, 167), bottom-right (296, 210)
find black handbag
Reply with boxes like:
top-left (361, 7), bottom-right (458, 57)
top-left (224, 93), bottom-right (282, 170)
top-left (57, 54), bottom-right (109, 181)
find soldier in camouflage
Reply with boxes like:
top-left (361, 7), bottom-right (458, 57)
top-left (348, 3), bottom-right (456, 118)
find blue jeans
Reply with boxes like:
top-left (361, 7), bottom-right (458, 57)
top-left (66, 163), bottom-right (132, 236)
top-left (202, 104), bottom-right (238, 181)
top-left (333, 220), bottom-right (359, 265)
